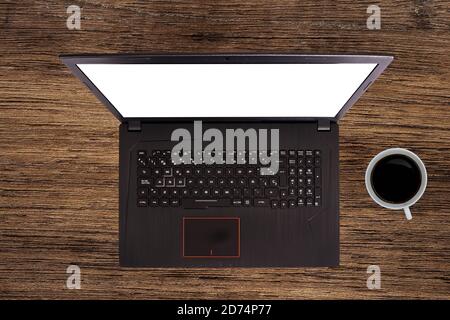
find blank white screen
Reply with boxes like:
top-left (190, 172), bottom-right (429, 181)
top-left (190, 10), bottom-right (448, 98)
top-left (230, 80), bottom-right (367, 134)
top-left (77, 63), bottom-right (376, 118)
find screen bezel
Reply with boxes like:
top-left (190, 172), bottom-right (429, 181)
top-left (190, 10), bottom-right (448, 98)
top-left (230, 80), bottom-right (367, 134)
top-left (60, 54), bottom-right (393, 123)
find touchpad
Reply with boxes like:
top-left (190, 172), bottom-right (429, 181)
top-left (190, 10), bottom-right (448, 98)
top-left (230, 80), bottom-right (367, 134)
top-left (183, 217), bottom-right (240, 258)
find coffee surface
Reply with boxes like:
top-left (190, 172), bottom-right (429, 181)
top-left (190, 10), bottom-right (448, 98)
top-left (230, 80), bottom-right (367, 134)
top-left (371, 154), bottom-right (422, 204)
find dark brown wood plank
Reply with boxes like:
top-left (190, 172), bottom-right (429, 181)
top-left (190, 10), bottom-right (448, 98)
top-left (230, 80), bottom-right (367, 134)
top-left (0, 0), bottom-right (449, 299)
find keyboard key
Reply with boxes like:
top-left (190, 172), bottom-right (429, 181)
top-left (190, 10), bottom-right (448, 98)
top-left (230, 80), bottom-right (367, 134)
top-left (148, 157), bottom-right (157, 166)
top-left (183, 198), bottom-right (231, 208)
top-left (171, 189), bottom-right (180, 196)
top-left (253, 188), bottom-right (263, 197)
top-left (288, 177), bottom-right (296, 186)
top-left (138, 168), bottom-right (150, 176)
top-left (306, 197), bottom-right (313, 206)
top-left (271, 200), bottom-right (279, 209)
top-left (137, 157), bottom-right (147, 167)
top-left (314, 150), bottom-right (321, 157)
top-left (176, 178), bottom-right (185, 187)
top-left (225, 168), bottom-right (234, 175)
top-left (288, 150), bottom-right (296, 157)
top-left (232, 199), bottom-right (242, 206)
top-left (149, 198), bottom-right (158, 207)
top-left (212, 188), bottom-right (221, 196)
top-left (314, 198), bottom-right (321, 206)
top-left (297, 198), bottom-right (305, 206)
top-left (288, 187), bottom-right (296, 197)
top-left (314, 157), bottom-right (321, 166)
top-left (249, 152), bottom-right (258, 164)
top-left (237, 151), bottom-right (246, 164)
top-left (173, 168), bottom-right (183, 176)
top-left (158, 158), bottom-right (168, 166)
top-left (278, 169), bottom-right (287, 187)
top-left (297, 150), bottom-right (304, 157)
top-left (170, 199), bottom-right (180, 207)
top-left (306, 150), bottom-right (313, 156)
top-left (280, 189), bottom-right (288, 198)
top-left (191, 189), bottom-right (200, 197)
top-left (314, 168), bottom-right (321, 186)
top-left (288, 199), bottom-right (296, 208)
top-left (315, 187), bottom-right (322, 206)
top-left (163, 167), bottom-right (172, 176)
top-left (259, 178), bottom-right (269, 187)
top-left (149, 188), bottom-right (158, 196)
top-left (280, 200), bottom-right (288, 209)
top-left (223, 188), bottom-right (232, 197)
top-left (207, 178), bottom-right (216, 186)
top-left (243, 198), bottom-right (251, 206)
top-left (255, 199), bottom-right (269, 207)
top-left (306, 168), bottom-right (313, 176)
top-left (249, 177), bottom-right (258, 186)
top-left (243, 188), bottom-right (251, 197)
top-left (137, 199), bottom-right (147, 207)
top-left (160, 188), bottom-right (169, 197)
top-left (137, 188), bottom-right (148, 197)
top-left (161, 199), bottom-right (170, 206)
top-left (269, 177), bottom-right (279, 187)
top-left (137, 150), bottom-right (146, 157)
top-left (138, 178), bottom-right (152, 186)
top-left (265, 188), bottom-right (278, 197)
top-left (233, 188), bottom-right (242, 197)
top-left (277, 158), bottom-right (287, 167)
top-left (165, 177), bottom-right (175, 187)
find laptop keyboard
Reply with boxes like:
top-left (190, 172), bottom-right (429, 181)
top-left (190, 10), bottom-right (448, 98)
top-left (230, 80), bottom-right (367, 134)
top-left (136, 149), bottom-right (322, 208)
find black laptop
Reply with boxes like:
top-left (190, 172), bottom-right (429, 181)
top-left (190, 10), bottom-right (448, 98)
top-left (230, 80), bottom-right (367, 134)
top-left (61, 54), bottom-right (392, 267)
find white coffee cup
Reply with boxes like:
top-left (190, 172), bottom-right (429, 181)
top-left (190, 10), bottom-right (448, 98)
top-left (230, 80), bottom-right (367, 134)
top-left (365, 148), bottom-right (427, 220)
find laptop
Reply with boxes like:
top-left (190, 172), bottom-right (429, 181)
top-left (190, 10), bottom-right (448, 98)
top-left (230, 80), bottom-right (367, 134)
top-left (61, 54), bottom-right (392, 267)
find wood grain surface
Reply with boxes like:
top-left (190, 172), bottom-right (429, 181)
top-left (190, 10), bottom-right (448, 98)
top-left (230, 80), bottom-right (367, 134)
top-left (0, 0), bottom-right (449, 299)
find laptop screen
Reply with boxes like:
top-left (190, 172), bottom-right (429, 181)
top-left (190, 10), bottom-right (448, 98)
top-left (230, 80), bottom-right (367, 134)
top-left (77, 63), bottom-right (377, 118)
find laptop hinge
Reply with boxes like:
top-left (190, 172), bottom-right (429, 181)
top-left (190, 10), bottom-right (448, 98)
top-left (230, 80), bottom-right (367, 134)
top-left (127, 120), bottom-right (141, 132)
top-left (317, 119), bottom-right (331, 132)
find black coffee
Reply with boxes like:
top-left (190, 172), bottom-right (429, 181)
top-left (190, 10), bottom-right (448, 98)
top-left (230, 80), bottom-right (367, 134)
top-left (371, 154), bottom-right (422, 204)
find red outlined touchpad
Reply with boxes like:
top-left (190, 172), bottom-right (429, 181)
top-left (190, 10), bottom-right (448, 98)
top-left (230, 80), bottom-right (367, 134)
top-left (182, 217), bottom-right (240, 258)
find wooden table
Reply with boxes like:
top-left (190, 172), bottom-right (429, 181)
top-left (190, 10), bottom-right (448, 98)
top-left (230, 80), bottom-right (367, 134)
top-left (0, 0), bottom-right (449, 299)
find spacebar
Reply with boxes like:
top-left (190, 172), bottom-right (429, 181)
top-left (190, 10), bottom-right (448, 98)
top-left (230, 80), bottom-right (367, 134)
top-left (183, 198), bottom-right (231, 208)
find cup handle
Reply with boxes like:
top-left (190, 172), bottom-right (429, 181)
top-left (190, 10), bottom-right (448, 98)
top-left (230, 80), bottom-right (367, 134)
top-left (404, 207), bottom-right (412, 220)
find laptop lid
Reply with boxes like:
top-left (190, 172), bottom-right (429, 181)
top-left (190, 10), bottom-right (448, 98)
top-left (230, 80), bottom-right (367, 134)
top-left (60, 54), bottom-right (393, 123)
